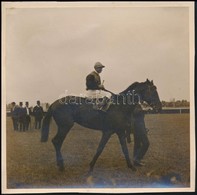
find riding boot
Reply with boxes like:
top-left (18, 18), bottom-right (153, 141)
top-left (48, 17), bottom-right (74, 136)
top-left (99, 97), bottom-right (111, 112)
top-left (126, 129), bottom-right (131, 143)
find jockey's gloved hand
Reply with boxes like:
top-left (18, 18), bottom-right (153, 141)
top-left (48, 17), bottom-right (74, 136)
top-left (99, 84), bottom-right (105, 90)
top-left (140, 102), bottom-right (152, 111)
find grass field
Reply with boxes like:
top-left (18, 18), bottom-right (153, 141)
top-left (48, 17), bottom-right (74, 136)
top-left (5, 114), bottom-right (190, 189)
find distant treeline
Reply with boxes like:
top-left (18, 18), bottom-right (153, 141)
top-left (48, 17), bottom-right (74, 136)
top-left (161, 100), bottom-right (189, 108)
top-left (149, 108), bottom-right (189, 114)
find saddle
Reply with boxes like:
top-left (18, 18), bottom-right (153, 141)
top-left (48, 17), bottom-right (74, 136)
top-left (86, 96), bottom-right (112, 112)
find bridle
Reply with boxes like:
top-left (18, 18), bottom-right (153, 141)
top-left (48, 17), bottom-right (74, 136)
top-left (145, 84), bottom-right (161, 111)
top-left (132, 84), bottom-right (158, 107)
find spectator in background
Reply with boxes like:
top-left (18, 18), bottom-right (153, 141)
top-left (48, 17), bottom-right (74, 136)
top-left (11, 102), bottom-right (18, 131)
top-left (33, 100), bottom-right (44, 129)
top-left (18, 102), bottom-right (26, 131)
top-left (24, 101), bottom-right (31, 130)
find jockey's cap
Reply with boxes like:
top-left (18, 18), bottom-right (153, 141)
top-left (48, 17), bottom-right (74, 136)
top-left (94, 62), bottom-right (105, 69)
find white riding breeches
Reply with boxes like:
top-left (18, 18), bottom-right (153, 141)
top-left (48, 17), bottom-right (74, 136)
top-left (86, 90), bottom-right (111, 99)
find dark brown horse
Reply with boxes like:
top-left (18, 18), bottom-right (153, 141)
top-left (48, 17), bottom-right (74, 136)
top-left (41, 79), bottom-right (162, 172)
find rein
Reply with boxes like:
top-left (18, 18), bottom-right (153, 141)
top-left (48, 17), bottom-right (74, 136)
top-left (103, 88), bottom-right (116, 96)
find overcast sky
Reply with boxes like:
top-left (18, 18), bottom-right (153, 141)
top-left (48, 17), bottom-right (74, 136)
top-left (5, 3), bottom-right (193, 106)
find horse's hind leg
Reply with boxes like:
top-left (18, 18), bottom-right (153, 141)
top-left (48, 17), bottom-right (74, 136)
top-left (52, 123), bottom-right (73, 171)
top-left (89, 131), bottom-right (112, 173)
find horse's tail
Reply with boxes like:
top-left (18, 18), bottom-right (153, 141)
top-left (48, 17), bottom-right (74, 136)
top-left (41, 105), bottom-right (53, 142)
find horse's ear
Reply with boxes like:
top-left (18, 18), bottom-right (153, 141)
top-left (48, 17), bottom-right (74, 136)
top-left (146, 78), bottom-right (150, 83)
top-left (151, 80), bottom-right (153, 84)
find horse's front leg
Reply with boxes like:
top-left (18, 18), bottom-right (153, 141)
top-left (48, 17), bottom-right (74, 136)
top-left (89, 131), bottom-right (112, 173)
top-left (117, 131), bottom-right (136, 171)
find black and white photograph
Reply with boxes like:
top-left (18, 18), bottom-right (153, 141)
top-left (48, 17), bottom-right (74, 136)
top-left (2, 1), bottom-right (195, 193)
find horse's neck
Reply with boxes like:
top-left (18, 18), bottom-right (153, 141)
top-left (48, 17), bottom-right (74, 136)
top-left (116, 86), bottom-right (143, 105)
top-left (119, 82), bottom-right (140, 95)
top-left (112, 95), bottom-right (135, 115)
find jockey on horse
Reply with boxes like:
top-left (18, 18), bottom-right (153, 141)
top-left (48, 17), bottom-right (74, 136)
top-left (86, 62), bottom-right (134, 142)
top-left (86, 62), bottom-right (111, 112)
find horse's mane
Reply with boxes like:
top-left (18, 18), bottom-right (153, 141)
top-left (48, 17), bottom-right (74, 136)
top-left (119, 82), bottom-right (140, 94)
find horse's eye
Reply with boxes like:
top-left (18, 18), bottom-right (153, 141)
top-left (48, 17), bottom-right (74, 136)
top-left (152, 85), bottom-right (156, 90)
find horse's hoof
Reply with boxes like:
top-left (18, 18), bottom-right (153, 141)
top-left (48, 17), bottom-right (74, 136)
top-left (58, 166), bottom-right (65, 172)
top-left (131, 166), bottom-right (137, 172)
top-left (57, 160), bottom-right (64, 171)
top-left (88, 169), bottom-right (93, 175)
top-left (128, 165), bottom-right (137, 172)
top-left (57, 163), bottom-right (65, 172)
top-left (87, 166), bottom-right (94, 175)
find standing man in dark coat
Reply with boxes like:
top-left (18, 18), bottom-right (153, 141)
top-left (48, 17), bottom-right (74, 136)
top-left (18, 102), bottom-right (26, 131)
top-left (11, 102), bottom-right (18, 131)
top-left (24, 102), bottom-right (31, 130)
top-left (133, 101), bottom-right (151, 166)
top-left (33, 100), bottom-right (44, 129)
